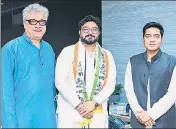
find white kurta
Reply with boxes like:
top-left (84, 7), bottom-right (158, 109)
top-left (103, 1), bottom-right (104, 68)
top-left (55, 42), bottom-right (116, 128)
top-left (124, 60), bottom-right (176, 128)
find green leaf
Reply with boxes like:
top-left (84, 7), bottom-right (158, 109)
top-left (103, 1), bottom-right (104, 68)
top-left (112, 83), bottom-right (123, 95)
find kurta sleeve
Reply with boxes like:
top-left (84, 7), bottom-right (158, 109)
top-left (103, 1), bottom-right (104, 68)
top-left (94, 50), bottom-right (116, 104)
top-left (2, 47), bottom-right (18, 128)
top-left (147, 66), bottom-right (176, 120)
top-left (52, 49), bottom-right (57, 110)
top-left (124, 60), bottom-right (143, 118)
top-left (55, 47), bottom-right (81, 108)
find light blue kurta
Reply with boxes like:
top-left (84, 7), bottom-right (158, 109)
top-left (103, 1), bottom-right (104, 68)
top-left (2, 33), bottom-right (57, 128)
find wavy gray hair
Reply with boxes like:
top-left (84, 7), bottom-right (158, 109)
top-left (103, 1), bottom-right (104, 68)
top-left (22, 3), bottom-right (49, 23)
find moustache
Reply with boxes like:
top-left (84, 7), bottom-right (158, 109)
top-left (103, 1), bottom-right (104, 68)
top-left (85, 34), bottom-right (95, 38)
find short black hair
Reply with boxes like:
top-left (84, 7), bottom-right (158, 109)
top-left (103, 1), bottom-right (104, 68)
top-left (143, 22), bottom-right (164, 38)
top-left (78, 15), bottom-right (101, 31)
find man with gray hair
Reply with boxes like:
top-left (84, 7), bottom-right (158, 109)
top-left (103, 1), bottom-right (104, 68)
top-left (2, 3), bottom-right (57, 128)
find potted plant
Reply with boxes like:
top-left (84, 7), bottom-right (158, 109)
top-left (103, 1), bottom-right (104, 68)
top-left (108, 83), bottom-right (123, 114)
top-left (109, 83), bottom-right (123, 103)
top-left (112, 84), bottom-right (123, 95)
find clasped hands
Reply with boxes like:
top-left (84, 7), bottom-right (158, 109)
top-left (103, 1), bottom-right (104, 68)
top-left (76, 100), bottom-right (96, 119)
top-left (137, 110), bottom-right (156, 126)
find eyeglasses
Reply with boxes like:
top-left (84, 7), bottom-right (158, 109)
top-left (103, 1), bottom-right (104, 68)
top-left (81, 26), bottom-right (99, 34)
top-left (26, 19), bottom-right (47, 26)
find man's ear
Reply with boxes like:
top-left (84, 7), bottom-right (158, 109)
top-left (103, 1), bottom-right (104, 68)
top-left (98, 31), bottom-right (101, 36)
top-left (161, 37), bottom-right (163, 44)
top-left (79, 30), bottom-right (80, 35)
top-left (23, 22), bottom-right (26, 29)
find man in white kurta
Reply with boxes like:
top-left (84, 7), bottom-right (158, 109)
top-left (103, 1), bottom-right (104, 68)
top-left (55, 15), bottom-right (116, 128)
top-left (124, 22), bottom-right (176, 128)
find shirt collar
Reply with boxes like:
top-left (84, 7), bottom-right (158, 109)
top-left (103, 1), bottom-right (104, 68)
top-left (22, 33), bottom-right (43, 49)
top-left (143, 49), bottom-right (162, 63)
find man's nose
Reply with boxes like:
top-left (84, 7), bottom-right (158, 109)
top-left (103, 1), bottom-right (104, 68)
top-left (88, 29), bottom-right (93, 34)
top-left (35, 23), bottom-right (42, 28)
top-left (150, 36), bottom-right (155, 42)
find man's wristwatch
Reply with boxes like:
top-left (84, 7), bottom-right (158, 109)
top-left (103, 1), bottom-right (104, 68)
top-left (95, 102), bottom-right (99, 108)
top-left (93, 100), bottom-right (99, 108)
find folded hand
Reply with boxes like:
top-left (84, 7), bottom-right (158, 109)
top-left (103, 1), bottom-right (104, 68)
top-left (76, 101), bottom-right (95, 118)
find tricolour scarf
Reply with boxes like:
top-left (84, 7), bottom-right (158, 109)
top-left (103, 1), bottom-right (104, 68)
top-left (73, 42), bottom-right (109, 102)
top-left (73, 41), bottom-right (109, 127)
